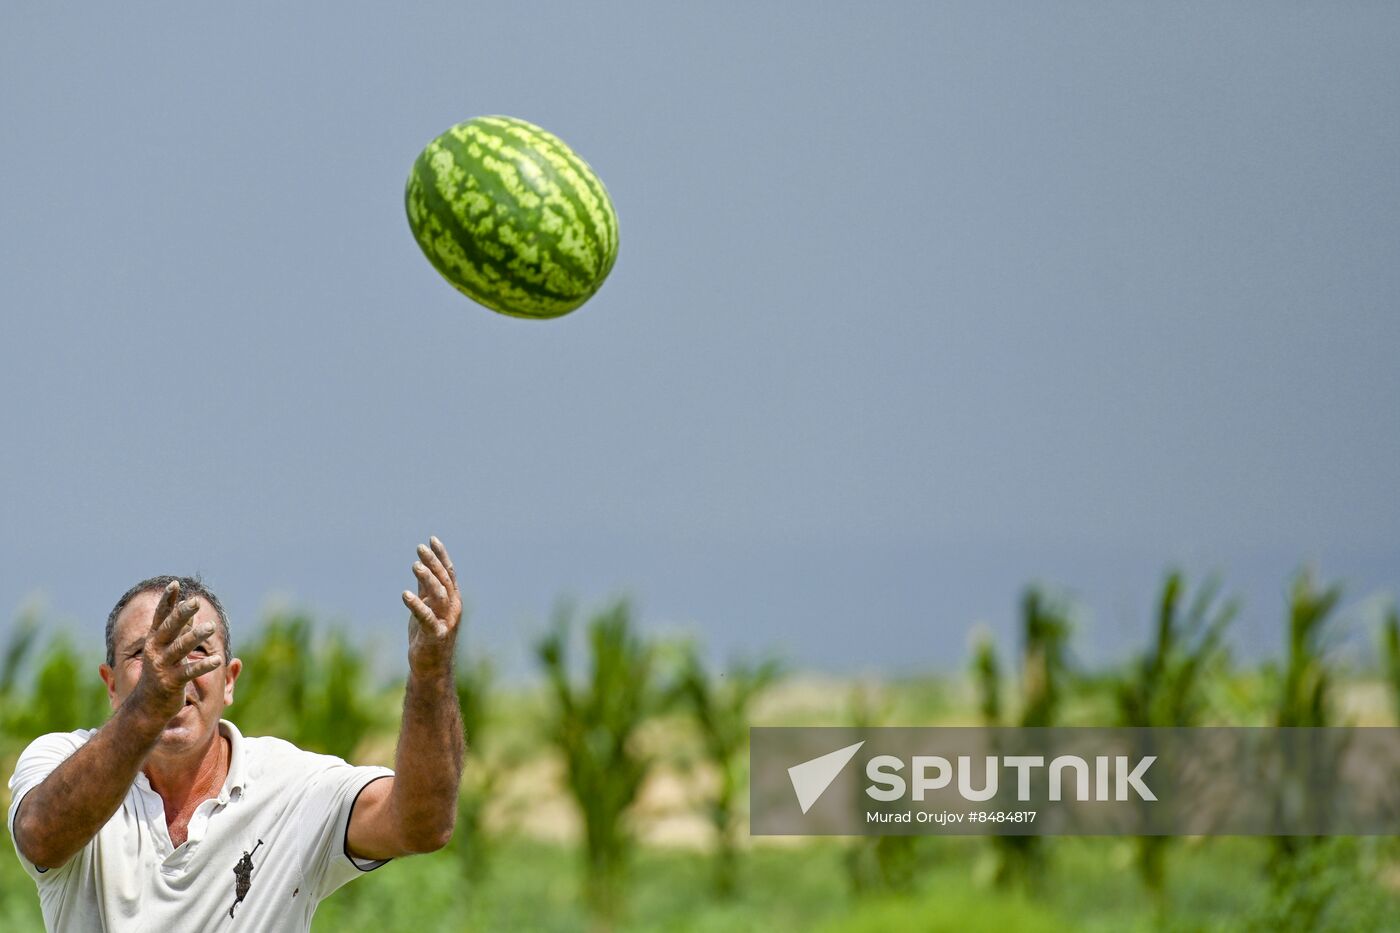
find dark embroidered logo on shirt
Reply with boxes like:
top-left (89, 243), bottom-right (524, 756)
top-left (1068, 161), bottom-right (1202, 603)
top-left (227, 839), bottom-right (264, 919)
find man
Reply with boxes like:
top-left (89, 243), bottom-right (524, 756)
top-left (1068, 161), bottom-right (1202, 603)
top-left (6, 537), bottom-right (466, 931)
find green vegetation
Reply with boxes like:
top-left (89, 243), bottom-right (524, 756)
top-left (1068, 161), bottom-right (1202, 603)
top-left (232, 611), bottom-right (387, 760)
top-left (843, 685), bottom-right (923, 897)
top-left (1276, 571), bottom-right (1344, 732)
top-left (1265, 571), bottom-right (1352, 914)
top-left (1385, 602), bottom-right (1400, 724)
top-left (1116, 571), bottom-right (1236, 900)
top-left (674, 646), bottom-right (783, 899)
top-left (1116, 571), bottom-right (1236, 730)
top-left (0, 608), bottom-right (108, 741)
top-left (973, 586), bottom-right (1075, 889)
top-left (537, 600), bottom-right (665, 926)
top-left (449, 640), bottom-right (498, 886)
top-left (972, 631), bottom-right (1002, 726)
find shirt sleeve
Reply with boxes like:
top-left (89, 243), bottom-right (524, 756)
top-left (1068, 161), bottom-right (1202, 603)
top-left (6, 730), bottom-right (91, 883)
top-left (295, 758), bottom-right (396, 899)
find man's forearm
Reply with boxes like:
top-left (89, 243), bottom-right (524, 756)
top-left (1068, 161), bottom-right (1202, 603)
top-left (14, 700), bottom-right (167, 869)
top-left (387, 667), bottom-right (465, 851)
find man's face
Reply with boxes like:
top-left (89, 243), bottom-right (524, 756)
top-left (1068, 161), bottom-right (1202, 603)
top-left (99, 591), bottom-right (242, 758)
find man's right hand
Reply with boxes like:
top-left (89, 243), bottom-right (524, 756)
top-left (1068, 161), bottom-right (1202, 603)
top-left (11, 581), bottom-right (230, 871)
top-left (129, 581), bottom-right (225, 724)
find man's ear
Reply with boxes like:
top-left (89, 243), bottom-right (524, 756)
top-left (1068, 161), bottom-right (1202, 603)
top-left (222, 657), bottom-right (242, 707)
top-left (98, 663), bottom-right (119, 710)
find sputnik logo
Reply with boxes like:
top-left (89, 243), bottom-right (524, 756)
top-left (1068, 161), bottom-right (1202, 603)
top-left (788, 741), bottom-right (865, 814)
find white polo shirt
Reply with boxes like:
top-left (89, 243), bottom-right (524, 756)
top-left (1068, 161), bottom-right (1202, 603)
top-left (7, 720), bottom-right (394, 932)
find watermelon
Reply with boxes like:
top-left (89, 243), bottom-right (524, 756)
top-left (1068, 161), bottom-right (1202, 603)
top-left (405, 115), bottom-right (619, 319)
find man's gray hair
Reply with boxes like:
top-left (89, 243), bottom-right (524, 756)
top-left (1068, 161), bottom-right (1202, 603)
top-left (104, 575), bottom-right (231, 668)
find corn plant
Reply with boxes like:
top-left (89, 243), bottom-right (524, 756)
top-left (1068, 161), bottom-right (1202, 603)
top-left (1118, 571), bottom-right (1236, 729)
top-left (991, 586), bottom-right (1073, 889)
top-left (1249, 837), bottom-right (1392, 933)
top-left (0, 610), bottom-right (110, 856)
top-left (1381, 603), bottom-right (1400, 725)
top-left (1116, 570), bottom-right (1236, 899)
top-left (673, 644), bottom-right (782, 898)
top-left (1276, 571), bottom-right (1343, 731)
top-left (537, 600), bottom-right (663, 926)
top-left (450, 647), bottom-right (498, 885)
top-left (971, 633), bottom-right (1002, 727)
top-left (1270, 571), bottom-right (1344, 873)
top-left (0, 614), bottom-right (109, 744)
top-left (0, 611), bottom-right (43, 747)
top-left (232, 612), bottom-right (380, 761)
top-left (843, 684), bottom-right (921, 897)
top-left (1019, 587), bottom-right (1071, 730)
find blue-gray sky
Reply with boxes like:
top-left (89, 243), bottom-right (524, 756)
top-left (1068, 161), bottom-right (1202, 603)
top-left (2, 4), bottom-right (1397, 677)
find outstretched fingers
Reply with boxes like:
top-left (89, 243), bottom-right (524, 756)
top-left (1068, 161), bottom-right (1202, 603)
top-left (166, 619), bottom-right (217, 664)
top-left (403, 537), bottom-right (462, 675)
top-left (403, 590), bottom-right (446, 638)
top-left (416, 542), bottom-right (450, 591)
top-left (180, 654), bottom-right (224, 683)
top-left (429, 536), bottom-right (456, 586)
top-left (148, 581), bottom-right (181, 634)
top-left (414, 538), bottom-right (460, 619)
top-left (154, 597), bottom-right (202, 646)
top-left (413, 555), bottom-right (448, 604)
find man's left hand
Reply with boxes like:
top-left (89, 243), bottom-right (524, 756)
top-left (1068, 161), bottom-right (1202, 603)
top-left (402, 536), bottom-right (462, 676)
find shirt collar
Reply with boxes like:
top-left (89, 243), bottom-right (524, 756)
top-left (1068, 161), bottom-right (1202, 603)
top-left (219, 719), bottom-right (248, 798)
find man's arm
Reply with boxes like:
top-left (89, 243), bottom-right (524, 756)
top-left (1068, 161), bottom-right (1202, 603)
top-left (12, 584), bottom-right (220, 869)
top-left (347, 537), bottom-right (465, 859)
top-left (13, 698), bottom-right (170, 869)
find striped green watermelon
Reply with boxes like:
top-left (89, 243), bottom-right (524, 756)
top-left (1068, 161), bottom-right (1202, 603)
top-left (405, 115), bottom-right (619, 319)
